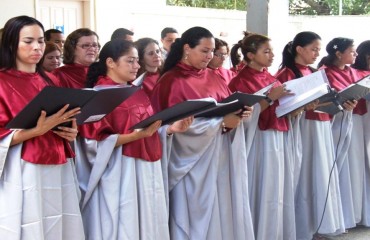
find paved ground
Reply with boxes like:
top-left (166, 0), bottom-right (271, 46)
top-left (323, 226), bottom-right (370, 240)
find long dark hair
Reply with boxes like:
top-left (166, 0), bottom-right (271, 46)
top-left (230, 41), bottom-right (242, 68)
top-left (86, 39), bottom-right (135, 88)
top-left (161, 26), bottom-right (213, 75)
top-left (352, 40), bottom-right (370, 71)
top-left (0, 15), bottom-right (54, 85)
top-left (318, 37), bottom-right (354, 68)
top-left (279, 31), bottom-right (321, 78)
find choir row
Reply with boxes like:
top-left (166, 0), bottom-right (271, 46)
top-left (0, 15), bottom-right (369, 240)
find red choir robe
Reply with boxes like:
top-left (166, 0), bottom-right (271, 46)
top-left (275, 64), bottom-right (331, 121)
top-left (208, 66), bottom-right (236, 85)
top-left (324, 65), bottom-right (367, 115)
top-left (0, 69), bottom-right (74, 164)
top-left (141, 71), bottom-right (160, 98)
top-left (230, 61), bottom-right (246, 74)
top-left (52, 63), bottom-right (89, 89)
top-left (79, 76), bottom-right (162, 162)
top-left (151, 62), bottom-right (231, 111)
top-left (228, 65), bottom-right (289, 131)
top-left (355, 69), bottom-right (370, 79)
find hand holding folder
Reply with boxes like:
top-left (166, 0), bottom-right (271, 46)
top-left (130, 98), bottom-right (223, 130)
top-left (130, 91), bottom-right (268, 130)
top-left (315, 74), bottom-right (370, 115)
top-left (275, 70), bottom-right (331, 117)
top-left (6, 85), bottom-right (139, 129)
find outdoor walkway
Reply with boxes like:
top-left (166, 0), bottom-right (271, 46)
top-left (324, 226), bottom-right (370, 240)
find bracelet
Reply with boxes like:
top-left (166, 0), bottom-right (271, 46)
top-left (264, 96), bottom-right (274, 105)
top-left (221, 121), bottom-right (227, 133)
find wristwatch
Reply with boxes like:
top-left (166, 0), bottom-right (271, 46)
top-left (265, 96), bottom-right (274, 105)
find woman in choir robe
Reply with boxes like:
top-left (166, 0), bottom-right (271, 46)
top-left (318, 37), bottom-right (359, 230)
top-left (52, 28), bottom-right (99, 88)
top-left (352, 40), bottom-right (370, 226)
top-left (228, 33), bottom-right (295, 240)
top-left (0, 15), bottom-right (84, 239)
top-left (207, 38), bottom-right (235, 84)
top-left (39, 42), bottom-right (62, 72)
top-left (74, 39), bottom-right (192, 240)
top-left (275, 31), bottom-right (345, 239)
top-left (134, 37), bottom-right (163, 97)
top-left (151, 26), bottom-right (255, 240)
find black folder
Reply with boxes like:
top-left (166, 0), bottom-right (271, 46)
top-left (315, 74), bottom-right (370, 115)
top-left (130, 92), bottom-right (265, 130)
top-left (195, 92), bottom-right (265, 118)
top-left (6, 85), bottom-right (139, 129)
top-left (130, 98), bottom-right (224, 130)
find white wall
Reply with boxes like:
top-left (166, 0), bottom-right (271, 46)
top-left (0, 0), bottom-right (35, 26)
top-left (94, 0), bottom-right (247, 49)
top-left (1, 0), bottom-right (369, 74)
top-left (93, 1), bottom-right (369, 73)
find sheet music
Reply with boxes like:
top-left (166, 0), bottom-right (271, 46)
top-left (254, 81), bottom-right (277, 95)
top-left (356, 74), bottom-right (370, 88)
top-left (278, 69), bottom-right (329, 105)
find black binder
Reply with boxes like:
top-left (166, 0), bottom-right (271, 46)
top-left (6, 85), bottom-right (139, 129)
top-left (195, 92), bottom-right (265, 118)
top-left (130, 92), bottom-right (266, 130)
top-left (130, 98), bottom-right (224, 130)
top-left (315, 74), bottom-right (370, 115)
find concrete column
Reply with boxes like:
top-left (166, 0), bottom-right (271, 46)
top-left (246, 0), bottom-right (290, 72)
top-left (246, 0), bottom-right (289, 35)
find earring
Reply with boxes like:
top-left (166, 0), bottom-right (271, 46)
top-left (184, 54), bottom-right (188, 60)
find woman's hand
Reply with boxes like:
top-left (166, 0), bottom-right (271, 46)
top-left (115, 120), bottom-right (162, 147)
top-left (53, 119), bottom-right (78, 141)
top-left (343, 99), bottom-right (357, 111)
top-left (138, 120), bottom-right (162, 138)
top-left (223, 110), bottom-right (242, 129)
top-left (34, 104), bottom-right (81, 136)
top-left (267, 84), bottom-right (293, 101)
top-left (10, 104), bottom-right (81, 146)
top-left (305, 99), bottom-right (319, 111)
top-left (167, 116), bottom-right (194, 135)
top-left (239, 106), bottom-right (253, 119)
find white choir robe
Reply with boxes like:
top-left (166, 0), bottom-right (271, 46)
top-left (332, 111), bottom-right (356, 229)
top-left (0, 132), bottom-right (85, 240)
top-left (166, 117), bottom-right (255, 240)
top-left (74, 128), bottom-right (170, 240)
top-left (295, 113), bottom-right (345, 240)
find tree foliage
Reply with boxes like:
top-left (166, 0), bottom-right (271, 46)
top-left (167, 0), bottom-right (369, 15)
top-left (166, 0), bottom-right (246, 11)
top-left (289, 0), bottom-right (369, 15)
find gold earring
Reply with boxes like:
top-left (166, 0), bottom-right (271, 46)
top-left (184, 54), bottom-right (188, 60)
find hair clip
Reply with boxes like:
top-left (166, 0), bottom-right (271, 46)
top-left (333, 45), bottom-right (338, 49)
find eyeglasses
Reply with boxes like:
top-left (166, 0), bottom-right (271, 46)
top-left (77, 43), bottom-right (100, 50)
top-left (214, 53), bottom-right (228, 59)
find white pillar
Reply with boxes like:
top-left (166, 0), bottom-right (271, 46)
top-left (246, 0), bottom-right (290, 73)
top-left (246, 0), bottom-right (289, 35)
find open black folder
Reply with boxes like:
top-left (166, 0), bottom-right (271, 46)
top-left (6, 85), bottom-right (139, 129)
top-left (130, 92), bottom-right (266, 130)
top-left (315, 74), bottom-right (370, 115)
top-left (130, 98), bottom-right (225, 130)
top-left (195, 92), bottom-right (265, 118)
